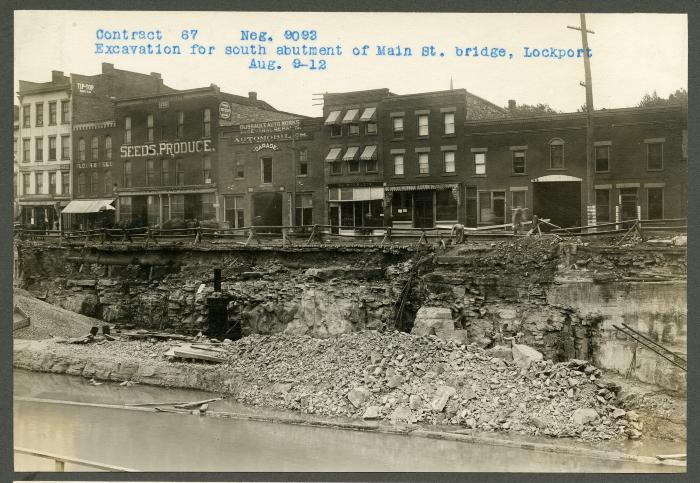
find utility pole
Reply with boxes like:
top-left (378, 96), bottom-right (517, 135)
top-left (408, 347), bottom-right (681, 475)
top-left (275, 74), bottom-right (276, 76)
top-left (567, 13), bottom-right (595, 227)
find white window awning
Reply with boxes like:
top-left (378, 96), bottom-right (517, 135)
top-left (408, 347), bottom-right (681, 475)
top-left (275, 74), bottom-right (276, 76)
top-left (342, 146), bottom-right (360, 161)
top-left (61, 199), bottom-right (116, 214)
top-left (360, 145), bottom-right (377, 160)
top-left (531, 174), bottom-right (582, 183)
top-left (325, 147), bottom-right (342, 162)
top-left (324, 110), bottom-right (342, 125)
top-left (359, 107), bottom-right (376, 122)
top-left (341, 109), bottom-right (360, 124)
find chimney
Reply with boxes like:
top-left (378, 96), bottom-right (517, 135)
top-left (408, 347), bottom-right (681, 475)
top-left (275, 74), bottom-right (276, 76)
top-left (508, 99), bottom-right (516, 111)
top-left (150, 72), bottom-right (161, 79)
top-left (248, 91), bottom-right (257, 101)
top-left (101, 62), bottom-right (114, 74)
top-left (51, 70), bottom-right (64, 83)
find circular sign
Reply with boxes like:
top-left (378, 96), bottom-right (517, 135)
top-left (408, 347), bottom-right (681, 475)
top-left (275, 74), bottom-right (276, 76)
top-left (219, 101), bottom-right (232, 120)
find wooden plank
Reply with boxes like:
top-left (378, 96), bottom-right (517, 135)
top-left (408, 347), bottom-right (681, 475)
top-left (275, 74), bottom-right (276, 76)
top-left (656, 454), bottom-right (686, 461)
top-left (172, 345), bottom-right (225, 363)
top-left (173, 397), bottom-right (223, 409)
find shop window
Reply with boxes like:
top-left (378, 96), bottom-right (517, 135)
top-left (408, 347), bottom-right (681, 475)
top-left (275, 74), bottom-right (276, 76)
top-left (443, 151), bottom-right (455, 173)
top-left (48, 137), bottom-right (57, 160)
top-left (91, 136), bottom-right (99, 161)
top-left (147, 114), bottom-right (154, 142)
top-left (330, 124), bottom-right (342, 137)
top-left (171, 194), bottom-right (185, 220)
top-left (161, 159), bottom-right (170, 185)
top-left (61, 100), bottom-right (70, 124)
top-left (393, 154), bottom-right (404, 175)
top-left (478, 191), bottom-right (506, 224)
top-left (295, 194), bottom-right (313, 226)
top-left (61, 171), bottom-right (70, 195)
top-left (298, 149), bottom-right (308, 176)
top-left (124, 117), bottom-right (132, 145)
top-left (417, 114), bottom-right (429, 137)
top-left (436, 190), bottom-right (458, 221)
top-left (61, 135), bottom-right (70, 159)
top-left (595, 189), bottom-right (610, 223)
top-left (261, 157), bottom-right (273, 184)
top-left (392, 117), bottom-right (404, 137)
top-left (647, 143), bottom-right (663, 170)
top-left (203, 155), bottom-right (212, 183)
top-left (202, 193), bottom-right (216, 220)
top-left (22, 104), bottom-right (30, 128)
top-left (513, 150), bottom-right (526, 174)
top-left (78, 172), bottom-right (86, 196)
top-left (512, 190), bottom-right (526, 210)
top-left (235, 152), bottom-right (245, 178)
top-left (147, 195), bottom-right (160, 225)
top-left (146, 159), bottom-right (156, 186)
top-left (549, 140), bottom-right (564, 169)
top-left (391, 192), bottom-right (412, 222)
top-left (595, 146), bottom-right (609, 172)
top-left (647, 188), bottom-right (663, 220)
top-left (123, 159), bottom-right (132, 188)
top-left (48, 172), bottom-right (57, 194)
top-left (176, 111), bottom-right (184, 139)
top-left (35, 103), bottom-right (43, 127)
top-left (443, 112), bottom-right (455, 135)
top-left (48, 102), bottom-right (57, 126)
top-left (225, 195), bottom-right (245, 228)
top-left (119, 196), bottom-right (132, 224)
top-left (35, 137), bottom-right (44, 162)
top-left (418, 153), bottom-right (429, 174)
top-left (202, 108), bottom-right (211, 138)
top-left (175, 158), bottom-right (184, 185)
top-left (78, 138), bottom-right (86, 162)
top-left (105, 136), bottom-right (112, 160)
top-left (23, 139), bottom-right (30, 163)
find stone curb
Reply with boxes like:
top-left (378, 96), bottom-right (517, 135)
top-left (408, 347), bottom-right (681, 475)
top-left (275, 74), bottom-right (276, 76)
top-left (15, 396), bottom-right (684, 468)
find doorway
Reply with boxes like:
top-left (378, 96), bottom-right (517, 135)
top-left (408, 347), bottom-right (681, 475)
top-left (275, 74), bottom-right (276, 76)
top-left (533, 181), bottom-right (582, 228)
top-left (413, 191), bottom-right (434, 228)
top-left (252, 192), bottom-right (283, 232)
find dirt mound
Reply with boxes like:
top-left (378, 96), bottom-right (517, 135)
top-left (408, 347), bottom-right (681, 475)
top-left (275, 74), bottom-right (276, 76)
top-left (13, 289), bottom-right (101, 340)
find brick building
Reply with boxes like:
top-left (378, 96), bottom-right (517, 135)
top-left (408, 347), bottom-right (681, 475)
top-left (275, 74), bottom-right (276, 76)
top-left (463, 104), bottom-right (688, 228)
top-left (13, 106), bottom-right (19, 220)
top-left (112, 86), bottom-right (304, 227)
top-left (218, 117), bottom-right (324, 229)
top-left (16, 71), bottom-right (72, 229)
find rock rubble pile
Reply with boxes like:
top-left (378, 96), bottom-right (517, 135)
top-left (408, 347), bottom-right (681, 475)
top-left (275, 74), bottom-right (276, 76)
top-left (219, 331), bottom-right (638, 441)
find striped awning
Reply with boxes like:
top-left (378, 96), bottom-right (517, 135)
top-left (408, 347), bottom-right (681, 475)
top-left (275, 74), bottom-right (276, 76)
top-left (62, 199), bottom-right (116, 214)
top-left (359, 107), bottom-right (376, 122)
top-left (324, 110), bottom-right (342, 125)
top-left (325, 147), bottom-right (342, 162)
top-left (384, 183), bottom-right (460, 192)
top-left (342, 146), bottom-right (360, 161)
top-left (342, 109), bottom-right (360, 123)
top-left (360, 145), bottom-right (377, 160)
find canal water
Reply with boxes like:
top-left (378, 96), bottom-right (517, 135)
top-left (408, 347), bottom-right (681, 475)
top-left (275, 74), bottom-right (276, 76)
top-left (14, 370), bottom-right (684, 473)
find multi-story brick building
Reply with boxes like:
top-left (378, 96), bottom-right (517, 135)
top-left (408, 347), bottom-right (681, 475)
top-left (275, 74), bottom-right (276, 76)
top-left (16, 71), bottom-right (73, 229)
top-left (463, 104), bottom-right (688, 228)
top-left (112, 86), bottom-right (304, 227)
top-left (218, 117), bottom-right (324, 229)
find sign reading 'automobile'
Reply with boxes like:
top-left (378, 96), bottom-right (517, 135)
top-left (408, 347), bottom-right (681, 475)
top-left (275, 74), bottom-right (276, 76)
top-left (120, 139), bottom-right (213, 158)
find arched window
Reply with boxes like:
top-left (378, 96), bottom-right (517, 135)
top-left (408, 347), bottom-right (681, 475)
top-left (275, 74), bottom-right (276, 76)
top-left (78, 172), bottom-right (86, 195)
top-left (549, 138), bottom-right (565, 169)
top-left (91, 137), bottom-right (99, 160)
top-left (105, 136), bottom-right (112, 160)
top-left (123, 160), bottom-right (132, 188)
top-left (90, 171), bottom-right (99, 195)
top-left (78, 138), bottom-right (86, 162)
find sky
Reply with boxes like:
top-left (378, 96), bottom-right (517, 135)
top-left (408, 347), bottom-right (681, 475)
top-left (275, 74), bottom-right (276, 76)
top-left (14, 11), bottom-right (687, 117)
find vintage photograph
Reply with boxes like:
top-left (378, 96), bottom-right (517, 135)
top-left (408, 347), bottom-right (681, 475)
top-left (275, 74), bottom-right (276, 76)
top-left (11, 10), bottom-right (687, 474)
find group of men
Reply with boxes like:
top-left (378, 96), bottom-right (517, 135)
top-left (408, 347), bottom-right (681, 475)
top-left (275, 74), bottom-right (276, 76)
top-left (450, 205), bottom-right (529, 244)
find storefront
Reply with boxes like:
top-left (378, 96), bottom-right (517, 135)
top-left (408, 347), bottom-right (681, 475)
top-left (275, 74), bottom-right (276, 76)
top-left (61, 198), bottom-right (115, 229)
top-left (385, 183), bottom-right (460, 229)
top-left (328, 184), bottom-right (384, 234)
top-left (117, 189), bottom-right (216, 227)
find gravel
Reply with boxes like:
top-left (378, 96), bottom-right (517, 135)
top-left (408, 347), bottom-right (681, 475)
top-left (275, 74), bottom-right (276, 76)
top-left (13, 289), bottom-right (101, 340)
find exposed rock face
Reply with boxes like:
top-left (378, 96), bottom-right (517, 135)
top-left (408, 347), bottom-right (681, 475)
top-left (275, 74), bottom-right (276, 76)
top-left (411, 307), bottom-right (453, 337)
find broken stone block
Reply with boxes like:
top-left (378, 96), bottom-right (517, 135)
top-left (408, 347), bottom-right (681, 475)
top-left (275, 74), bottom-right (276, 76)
top-left (571, 407), bottom-right (600, 426)
top-left (387, 374), bottom-right (404, 389)
top-left (430, 385), bottom-right (456, 412)
top-left (362, 405), bottom-right (382, 419)
top-left (347, 386), bottom-right (371, 408)
top-left (390, 405), bottom-right (412, 423)
top-left (409, 395), bottom-right (422, 410)
top-left (511, 344), bottom-right (544, 368)
top-left (612, 408), bottom-right (626, 419)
